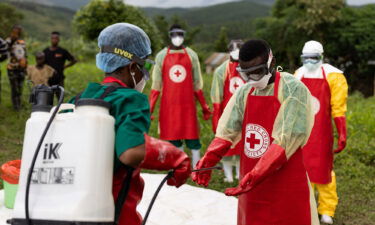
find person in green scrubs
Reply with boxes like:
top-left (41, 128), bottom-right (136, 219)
top-left (71, 23), bottom-right (191, 225)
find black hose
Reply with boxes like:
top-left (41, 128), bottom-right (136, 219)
top-left (25, 86), bottom-right (65, 225)
top-left (141, 171), bottom-right (174, 225)
top-left (141, 166), bottom-right (222, 225)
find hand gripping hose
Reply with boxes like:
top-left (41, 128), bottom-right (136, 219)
top-left (141, 166), bottom-right (222, 225)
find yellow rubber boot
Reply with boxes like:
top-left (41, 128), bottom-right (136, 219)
top-left (312, 171), bottom-right (339, 217)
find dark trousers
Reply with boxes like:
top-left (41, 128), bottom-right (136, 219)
top-left (7, 69), bottom-right (25, 110)
top-left (48, 74), bottom-right (64, 101)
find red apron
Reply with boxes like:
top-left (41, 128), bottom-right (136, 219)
top-left (301, 67), bottom-right (333, 184)
top-left (222, 61), bottom-right (245, 156)
top-left (102, 77), bottom-right (144, 225)
top-left (159, 47), bottom-right (199, 140)
top-left (113, 167), bottom-right (144, 225)
top-left (238, 72), bottom-right (311, 225)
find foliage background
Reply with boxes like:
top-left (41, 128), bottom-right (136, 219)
top-left (0, 60), bottom-right (374, 224)
top-left (0, 0), bottom-right (374, 224)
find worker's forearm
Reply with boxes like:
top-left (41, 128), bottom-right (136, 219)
top-left (119, 144), bottom-right (146, 168)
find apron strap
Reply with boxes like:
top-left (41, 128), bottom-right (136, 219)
top-left (74, 92), bottom-right (83, 103)
top-left (321, 66), bottom-right (327, 79)
top-left (74, 83), bottom-right (127, 104)
top-left (114, 165), bottom-right (135, 225)
top-left (273, 71), bottom-right (281, 98)
top-left (182, 47), bottom-right (188, 55)
top-left (99, 85), bottom-right (120, 99)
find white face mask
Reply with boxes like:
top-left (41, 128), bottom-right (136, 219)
top-left (304, 60), bottom-right (322, 72)
top-left (131, 74), bottom-right (146, 93)
top-left (171, 36), bottom-right (184, 47)
top-left (230, 49), bottom-right (239, 61)
top-left (248, 73), bottom-right (272, 90)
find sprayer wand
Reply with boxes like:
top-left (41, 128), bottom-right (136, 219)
top-left (141, 166), bottom-right (222, 225)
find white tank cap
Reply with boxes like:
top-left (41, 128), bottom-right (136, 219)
top-left (302, 40), bottom-right (324, 54)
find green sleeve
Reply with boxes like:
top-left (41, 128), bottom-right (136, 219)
top-left (186, 47), bottom-right (203, 91)
top-left (151, 48), bottom-right (167, 91)
top-left (113, 92), bottom-right (151, 158)
top-left (211, 60), bottom-right (228, 104)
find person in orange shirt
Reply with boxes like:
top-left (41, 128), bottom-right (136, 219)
top-left (295, 40), bottom-right (348, 224)
top-left (6, 25), bottom-right (27, 111)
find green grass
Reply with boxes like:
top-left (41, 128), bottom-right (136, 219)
top-left (0, 61), bottom-right (374, 224)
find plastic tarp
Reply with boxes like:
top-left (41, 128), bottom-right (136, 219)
top-left (1, 173), bottom-right (237, 225)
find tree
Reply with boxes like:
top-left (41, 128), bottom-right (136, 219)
top-left (0, 3), bottom-right (23, 38)
top-left (255, 0), bottom-right (375, 96)
top-left (255, 0), bottom-right (345, 71)
top-left (324, 5), bottom-right (375, 96)
top-left (214, 26), bottom-right (229, 52)
top-left (153, 15), bottom-right (170, 46)
top-left (73, 0), bottom-right (161, 53)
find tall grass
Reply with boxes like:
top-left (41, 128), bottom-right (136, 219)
top-left (0, 61), bottom-right (374, 224)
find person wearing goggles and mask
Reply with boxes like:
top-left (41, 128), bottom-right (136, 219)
top-left (69, 23), bottom-right (191, 225)
top-left (211, 39), bottom-right (245, 183)
top-left (295, 40), bottom-right (348, 225)
top-left (149, 24), bottom-right (211, 167)
top-left (193, 39), bottom-right (319, 225)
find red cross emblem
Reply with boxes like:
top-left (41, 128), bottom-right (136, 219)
top-left (169, 65), bottom-right (186, 83)
top-left (246, 133), bottom-right (261, 149)
top-left (174, 70), bottom-right (182, 77)
top-left (229, 77), bottom-right (245, 94)
top-left (244, 123), bottom-right (270, 158)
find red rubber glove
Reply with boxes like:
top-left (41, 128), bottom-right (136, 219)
top-left (194, 89), bottom-right (212, 120)
top-left (225, 144), bottom-right (287, 196)
top-left (212, 103), bottom-right (221, 133)
top-left (192, 137), bottom-right (232, 187)
top-left (334, 116), bottom-right (347, 154)
top-left (141, 134), bottom-right (191, 187)
top-left (149, 89), bottom-right (160, 120)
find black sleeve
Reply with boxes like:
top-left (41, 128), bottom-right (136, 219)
top-left (64, 49), bottom-right (75, 61)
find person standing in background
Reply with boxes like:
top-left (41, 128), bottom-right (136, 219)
top-left (6, 25), bottom-right (27, 111)
top-left (43, 31), bottom-right (77, 96)
top-left (149, 24), bottom-right (211, 167)
top-left (0, 37), bottom-right (8, 103)
top-left (26, 52), bottom-right (55, 86)
top-left (211, 39), bottom-right (245, 182)
top-left (295, 40), bottom-right (348, 224)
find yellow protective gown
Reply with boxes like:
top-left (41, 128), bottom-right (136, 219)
top-left (295, 63), bottom-right (348, 217)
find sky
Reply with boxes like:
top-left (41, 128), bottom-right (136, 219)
top-left (125, 0), bottom-right (375, 8)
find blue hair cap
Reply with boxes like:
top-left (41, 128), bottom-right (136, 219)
top-left (96, 23), bottom-right (152, 73)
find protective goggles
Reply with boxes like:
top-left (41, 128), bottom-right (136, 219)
top-left (169, 28), bottom-right (186, 37)
top-left (301, 53), bottom-right (322, 64)
top-left (100, 45), bottom-right (155, 80)
top-left (236, 64), bottom-right (269, 81)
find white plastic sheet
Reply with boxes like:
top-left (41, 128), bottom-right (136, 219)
top-left (1, 173), bottom-right (238, 225)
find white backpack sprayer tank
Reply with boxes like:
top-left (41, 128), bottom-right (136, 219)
top-left (9, 85), bottom-right (116, 225)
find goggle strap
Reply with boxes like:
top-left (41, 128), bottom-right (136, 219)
top-left (100, 45), bottom-right (145, 66)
